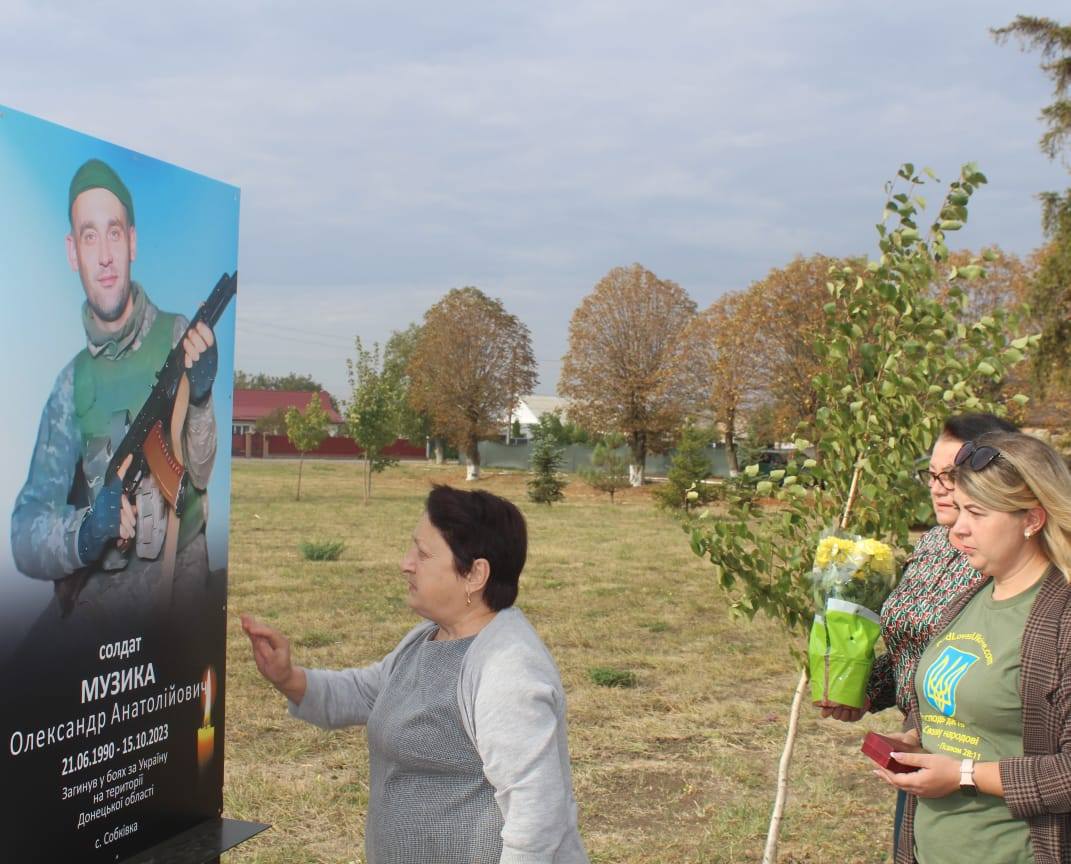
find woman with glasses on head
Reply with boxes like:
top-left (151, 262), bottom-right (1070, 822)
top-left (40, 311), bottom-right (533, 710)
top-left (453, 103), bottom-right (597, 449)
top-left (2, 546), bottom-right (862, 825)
top-left (821, 414), bottom-right (1016, 723)
top-left (819, 413), bottom-right (1017, 845)
top-left (875, 432), bottom-right (1071, 864)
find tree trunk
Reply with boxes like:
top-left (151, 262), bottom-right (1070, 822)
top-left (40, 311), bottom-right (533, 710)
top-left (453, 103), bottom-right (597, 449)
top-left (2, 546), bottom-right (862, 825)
top-left (363, 456), bottom-right (372, 504)
top-left (762, 669), bottom-right (809, 864)
top-left (296, 454), bottom-right (304, 501)
top-left (725, 411), bottom-right (740, 477)
top-left (433, 438), bottom-right (444, 465)
top-left (466, 437), bottom-right (481, 481)
top-left (628, 432), bottom-right (646, 487)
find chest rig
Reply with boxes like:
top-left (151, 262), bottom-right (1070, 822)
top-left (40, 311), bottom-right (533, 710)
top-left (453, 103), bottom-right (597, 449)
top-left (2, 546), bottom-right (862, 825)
top-left (71, 311), bottom-right (205, 568)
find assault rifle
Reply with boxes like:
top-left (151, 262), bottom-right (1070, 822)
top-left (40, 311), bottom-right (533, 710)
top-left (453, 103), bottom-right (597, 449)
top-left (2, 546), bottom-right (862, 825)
top-left (56, 272), bottom-right (237, 616)
top-left (103, 271), bottom-right (238, 514)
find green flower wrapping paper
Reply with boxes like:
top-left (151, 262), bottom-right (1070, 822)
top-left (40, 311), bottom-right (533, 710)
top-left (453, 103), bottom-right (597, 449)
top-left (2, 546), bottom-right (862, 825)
top-left (808, 531), bottom-right (897, 708)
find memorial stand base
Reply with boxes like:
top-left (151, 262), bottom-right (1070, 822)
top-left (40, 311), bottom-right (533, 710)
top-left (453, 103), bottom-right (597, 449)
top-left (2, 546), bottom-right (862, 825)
top-left (120, 818), bottom-right (269, 864)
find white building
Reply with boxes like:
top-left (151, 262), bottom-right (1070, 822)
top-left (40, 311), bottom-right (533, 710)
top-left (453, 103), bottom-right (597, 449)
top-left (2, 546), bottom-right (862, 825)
top-left (507, 394), bottom-right (570, 440)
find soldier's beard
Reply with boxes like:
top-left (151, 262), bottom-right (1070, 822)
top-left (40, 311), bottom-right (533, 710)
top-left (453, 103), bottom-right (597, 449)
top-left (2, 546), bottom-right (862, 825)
top-left (87, 281), bottom-right (132, 323)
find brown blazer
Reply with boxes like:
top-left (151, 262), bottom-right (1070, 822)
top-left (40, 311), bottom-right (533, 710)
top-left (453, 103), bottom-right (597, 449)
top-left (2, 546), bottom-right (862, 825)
top-left (896, 565), bottom-right (1071, 864)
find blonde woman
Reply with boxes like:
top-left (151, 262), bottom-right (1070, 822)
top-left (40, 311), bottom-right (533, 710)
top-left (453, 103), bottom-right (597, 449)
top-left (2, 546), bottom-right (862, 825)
top-left (822, 414), bottom-right (1017, 849)
top-left (873, 432), bottom-right (1071, 864)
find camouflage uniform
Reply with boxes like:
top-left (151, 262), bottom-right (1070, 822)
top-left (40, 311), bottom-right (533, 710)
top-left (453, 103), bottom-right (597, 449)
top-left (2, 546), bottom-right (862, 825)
top-left (10, 284), bottom-right (216, 627)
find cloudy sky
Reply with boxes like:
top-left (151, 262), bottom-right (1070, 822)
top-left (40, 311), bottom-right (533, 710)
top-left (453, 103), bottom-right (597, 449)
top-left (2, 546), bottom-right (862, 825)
top-left (4, 0), bottom-right (1068, 399)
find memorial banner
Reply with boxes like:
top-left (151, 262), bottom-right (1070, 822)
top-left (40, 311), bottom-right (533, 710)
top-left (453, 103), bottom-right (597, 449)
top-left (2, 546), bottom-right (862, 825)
top-left (0, 105), bottom-right (240, 862)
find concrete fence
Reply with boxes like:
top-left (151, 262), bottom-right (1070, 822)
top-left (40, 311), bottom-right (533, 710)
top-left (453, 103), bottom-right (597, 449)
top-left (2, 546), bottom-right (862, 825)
top-left (232, 433), bottom-right (737, 478)
top-left (461, 440), bottom-right (734, 478)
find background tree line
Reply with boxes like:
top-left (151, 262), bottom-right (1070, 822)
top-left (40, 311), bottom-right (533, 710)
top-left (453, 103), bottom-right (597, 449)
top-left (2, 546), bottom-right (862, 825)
top-left (240, 15), bottom-right (1071, 504)
top-left (245, 232), bottom-right (1068, 502)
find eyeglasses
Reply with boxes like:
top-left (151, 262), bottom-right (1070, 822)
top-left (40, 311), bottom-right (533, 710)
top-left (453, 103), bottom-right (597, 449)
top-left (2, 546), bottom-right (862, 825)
top-left (916, 468), bottom-right (954, 491)
top-left (954, 440), bottom-right (1001, 472)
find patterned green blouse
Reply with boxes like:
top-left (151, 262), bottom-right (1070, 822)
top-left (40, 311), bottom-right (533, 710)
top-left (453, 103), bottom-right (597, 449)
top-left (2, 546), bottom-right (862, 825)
top-left (865, 525), bottom-right (984, 715)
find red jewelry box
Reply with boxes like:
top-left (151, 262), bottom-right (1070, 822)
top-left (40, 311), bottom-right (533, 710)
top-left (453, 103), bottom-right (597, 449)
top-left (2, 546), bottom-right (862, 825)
top-left (861, 731), bottom-right (920, 773)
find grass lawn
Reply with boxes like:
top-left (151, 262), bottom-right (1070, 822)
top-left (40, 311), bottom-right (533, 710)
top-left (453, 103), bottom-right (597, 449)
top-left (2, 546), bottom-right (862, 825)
top-left (222, 459), bottom-right (901, 863)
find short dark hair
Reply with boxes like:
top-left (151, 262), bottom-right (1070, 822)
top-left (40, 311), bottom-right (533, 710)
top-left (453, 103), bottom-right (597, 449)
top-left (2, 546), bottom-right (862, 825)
top-left (942, 412), bottom-right (1018, 443)
top-left (425, 485), bottom-right (527, 611)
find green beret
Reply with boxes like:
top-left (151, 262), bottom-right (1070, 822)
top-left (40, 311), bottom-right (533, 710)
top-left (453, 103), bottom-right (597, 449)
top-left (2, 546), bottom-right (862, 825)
top-left (68, 159), bottom-right (135, 227)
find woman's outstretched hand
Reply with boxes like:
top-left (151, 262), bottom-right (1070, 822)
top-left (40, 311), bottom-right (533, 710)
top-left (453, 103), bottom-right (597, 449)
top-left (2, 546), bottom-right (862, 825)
top-left (241, 614), bottom-right (307, 704)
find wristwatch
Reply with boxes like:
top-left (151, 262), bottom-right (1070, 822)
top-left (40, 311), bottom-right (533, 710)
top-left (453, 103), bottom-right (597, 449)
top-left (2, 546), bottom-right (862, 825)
top-left (960, 758), bottom-right (978, 797)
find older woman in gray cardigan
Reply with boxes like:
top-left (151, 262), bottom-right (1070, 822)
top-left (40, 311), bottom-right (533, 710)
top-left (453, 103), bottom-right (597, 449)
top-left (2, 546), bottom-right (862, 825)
top-left (242, 485), bottom-right (588, 864)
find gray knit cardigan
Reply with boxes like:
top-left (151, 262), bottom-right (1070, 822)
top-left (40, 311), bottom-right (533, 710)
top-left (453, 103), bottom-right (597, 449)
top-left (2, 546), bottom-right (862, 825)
top-left (290, 606), bottom-right (589, 864)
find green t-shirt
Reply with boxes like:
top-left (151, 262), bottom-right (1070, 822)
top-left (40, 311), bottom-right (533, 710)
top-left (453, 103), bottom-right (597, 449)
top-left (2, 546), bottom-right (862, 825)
top-left (913, 578), bottom-right (1043, 864)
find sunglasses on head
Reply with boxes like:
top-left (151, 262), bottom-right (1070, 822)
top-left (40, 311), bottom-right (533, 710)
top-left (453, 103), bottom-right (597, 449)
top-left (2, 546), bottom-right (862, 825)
top-left (954, 440), bottom-right (1001, 472)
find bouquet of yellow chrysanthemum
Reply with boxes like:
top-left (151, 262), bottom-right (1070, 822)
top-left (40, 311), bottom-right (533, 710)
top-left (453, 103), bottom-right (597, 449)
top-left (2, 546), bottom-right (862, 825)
top-left (807, 528), bottom-right (897, 708)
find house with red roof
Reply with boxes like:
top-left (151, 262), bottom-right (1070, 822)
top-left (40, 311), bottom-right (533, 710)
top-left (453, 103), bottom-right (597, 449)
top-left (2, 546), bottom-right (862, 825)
top-left (232, 389), bottom-right (344, 437)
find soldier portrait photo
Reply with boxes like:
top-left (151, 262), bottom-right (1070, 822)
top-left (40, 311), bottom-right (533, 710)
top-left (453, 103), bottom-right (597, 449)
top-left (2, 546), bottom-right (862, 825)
top-left (0, 112), bottom-right (239, 655)
top-left (11, 158), bottom-right (221, 632)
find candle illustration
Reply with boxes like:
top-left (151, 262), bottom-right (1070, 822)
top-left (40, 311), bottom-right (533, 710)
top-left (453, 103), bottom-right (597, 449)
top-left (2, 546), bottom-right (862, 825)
top-left (197, 666), bottom-right (217, 772)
